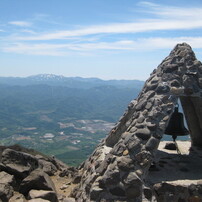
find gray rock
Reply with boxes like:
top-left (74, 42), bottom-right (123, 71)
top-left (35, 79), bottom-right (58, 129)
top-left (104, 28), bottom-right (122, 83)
top-left (123, 172), bottom-right (141, 185)
top-left (59, 166), bottom-right (77, 178)
top-left (102, 168), bottom-right (120, 186)
top-left (28, 199), bottom-right (49, 202)
top-left (156, 83), bottom-right (170, 94)
top-left (90, 185), bottom-right (103, 200)
top-left (0, 183), bottom-right (13, 202)
top-left (144, 90), bottom-right (156, 100)
top-left (19, 168), bottom-right (56, 195)
top-left (28, 189), bottom-right (58, 202)
top-left (135, 128), bottom-right (151, 140)
top-left (127, 136), bottom-right (141, 152)
top-left (1, 149), bottom-right (38, 179)
top-left (62, 197), bottom-right (76, 202)
top-left (147, 122), bottom-right (157, 131)
top-left (146, 82), bottom-right (158, 91)
top-left (163, 64), bottom-right (178, 73)
top-left (145, 137), bottom-right (159, 151)
top-left (38, 159), bottom-right (57, 176)
top-left (117, 156), bottom-right (134, 171)
top-left (110, 142), bottom-right (126, 156)
top-left (137, 116), bottom-right (145, 123)
top-left (109, 186), bottom-right (125, 197)
top-left (145, 102), bottom-right (153, 110)
top-left (9, 193), bottom-right (26, 202)
top-left (123, 173), bottom-right (143, 199)
top-left (135, 99), bottom-right (147, 111)
top-left (96, 154), bottom-right (112, 175)
top-left (0, 171), bottom-right (15, 187)
top-left (72, 174), bottom-right (82, 184)
top-left (171, 79), bottom-right (181, 87)
top-left (90, 186), bottom-right (103, 201)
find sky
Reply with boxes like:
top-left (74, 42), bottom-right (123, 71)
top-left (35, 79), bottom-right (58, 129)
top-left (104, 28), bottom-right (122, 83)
top-left (1, 0), bottom-right (202, 80)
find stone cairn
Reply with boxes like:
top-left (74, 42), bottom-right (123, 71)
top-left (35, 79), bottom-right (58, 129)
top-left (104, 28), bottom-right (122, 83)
top-left (72, 43), bottom-right (202, 201)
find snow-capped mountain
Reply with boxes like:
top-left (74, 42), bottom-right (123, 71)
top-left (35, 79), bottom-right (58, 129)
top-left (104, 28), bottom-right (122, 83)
top-left (0, 74), bottom-right (144, 89)
top-left (28, 74), bottom-right (65, 81)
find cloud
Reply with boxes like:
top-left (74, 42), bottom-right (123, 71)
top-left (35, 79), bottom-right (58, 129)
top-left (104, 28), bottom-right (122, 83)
top-left (20, 29), bottom-right (36, 34)
top-left (8, 21), bottom-right (32, 27)
top-left (3, 2), bottom-right (202, 57)
top-left (9, 2), bottom-right (202, 41)
top-left (3, 43), bottom-right (68, 56)
top-left (140, 1), bottom-right (202, 19)
top-left (13, 19), bottom-right (202, 41)
top-left (3, 37), bottom-right (202, 56)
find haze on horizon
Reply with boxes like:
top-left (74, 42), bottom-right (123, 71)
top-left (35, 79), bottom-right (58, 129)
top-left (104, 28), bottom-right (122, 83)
top-left (1, 0), bottom-right (202, 80)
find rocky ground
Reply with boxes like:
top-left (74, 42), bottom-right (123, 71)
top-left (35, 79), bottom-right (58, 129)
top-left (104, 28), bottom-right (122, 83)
top-left (146, 141), bottom-right (202, 202)
top-left (1, 141), bottom-right (202, 202)
top-left (0, 144), bottom-right (78, 202)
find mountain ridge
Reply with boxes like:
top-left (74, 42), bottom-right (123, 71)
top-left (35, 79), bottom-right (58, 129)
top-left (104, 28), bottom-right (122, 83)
top-left (0, 74), bottom-right (144, 89)
top-left (0, 75), bottom-right (143, 166)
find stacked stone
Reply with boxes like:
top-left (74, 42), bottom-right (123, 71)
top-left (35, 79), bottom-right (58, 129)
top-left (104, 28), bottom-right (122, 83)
top-left (72, 43), bottom-right (202, 201)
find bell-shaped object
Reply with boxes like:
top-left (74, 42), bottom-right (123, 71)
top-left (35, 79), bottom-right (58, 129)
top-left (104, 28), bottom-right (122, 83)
top-left (165, 105), bottom-right (189, 141)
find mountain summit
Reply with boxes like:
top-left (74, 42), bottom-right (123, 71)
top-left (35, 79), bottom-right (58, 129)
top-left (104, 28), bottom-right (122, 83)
top-left (28, 74), bottom-right (65, 81)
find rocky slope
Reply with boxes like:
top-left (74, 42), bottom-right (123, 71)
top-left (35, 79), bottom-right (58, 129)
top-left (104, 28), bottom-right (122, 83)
top-left (2, 141), bottom-right (202, 202)
top-left (0, 144), bottom-right (78, 202)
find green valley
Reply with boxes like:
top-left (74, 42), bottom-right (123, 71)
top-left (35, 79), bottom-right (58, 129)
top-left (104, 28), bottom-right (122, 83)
top-left (0, 75), bottom-right (143, 166)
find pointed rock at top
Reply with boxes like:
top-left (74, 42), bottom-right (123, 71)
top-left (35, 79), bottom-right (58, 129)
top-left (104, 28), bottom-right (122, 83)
top-left (170, 42), bottom-right (196, 58)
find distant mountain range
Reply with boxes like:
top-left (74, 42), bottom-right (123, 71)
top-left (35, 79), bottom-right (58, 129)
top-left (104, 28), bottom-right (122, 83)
top-left (0, 74), bottom-right (186, 165)
top-left (0, 74), bottom-right (145, 165)
top-left (0, 74), bottom-right (144, 89)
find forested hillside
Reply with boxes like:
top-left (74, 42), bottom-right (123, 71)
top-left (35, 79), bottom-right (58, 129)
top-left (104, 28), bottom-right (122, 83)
top-left (0, 75), bottom-right (144, 165)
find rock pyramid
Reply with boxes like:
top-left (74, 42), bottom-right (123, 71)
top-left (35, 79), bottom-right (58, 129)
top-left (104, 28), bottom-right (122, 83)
top-left (72, 43), bottom-right (202, 201)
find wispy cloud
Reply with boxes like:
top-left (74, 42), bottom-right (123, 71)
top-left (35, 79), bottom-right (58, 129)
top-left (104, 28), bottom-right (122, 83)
top-left (13, 19), bottom-right (202, 41)
top-left (3, 2), bottom-right (202, 56)
top-left (3, 37), bottom-right (202, 56)
top-left (140, 1), bottom-right (202, 19)
top-left (9, 2), bottom-right (202, 41)
top-left (20, 29), bottom-right (36, 34)
top-left (3, 43), bottom-right (69, 56)
top-left (8, 21), bottom-right (32, 27)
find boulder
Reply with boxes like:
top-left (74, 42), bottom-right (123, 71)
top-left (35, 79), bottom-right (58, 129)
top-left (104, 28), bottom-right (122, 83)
top-left (19, 168), bottom-right (56, 195)
top-left (135, 128), bottom-right (151, 140)
top-left (8, 193), bottom-right (26, 202)
top-left (1, 149), bottom-right (38, 179)
top-left (0, 171), bottom-right (15, 187)
top-left (28, 189), bottom-right (58, 202)
top-left (38, 159), bottom-right (57, 176)
top-left (0, 183), bottom-right (13, 202)
top-left (59, 166), bottom-right (77, 178)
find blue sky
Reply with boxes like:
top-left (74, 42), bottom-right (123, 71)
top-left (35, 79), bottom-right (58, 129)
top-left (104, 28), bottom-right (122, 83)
top-left (1, 0), bottom-right (202, 80)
